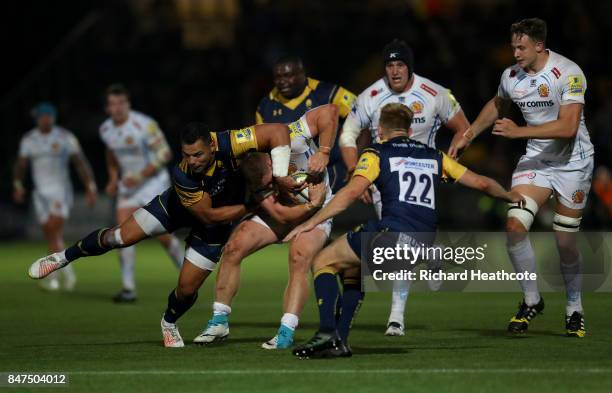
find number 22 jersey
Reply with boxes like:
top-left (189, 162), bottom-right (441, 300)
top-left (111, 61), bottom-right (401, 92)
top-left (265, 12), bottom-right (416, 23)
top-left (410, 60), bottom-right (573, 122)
top-left (353, 136), bottom-right (467, 233)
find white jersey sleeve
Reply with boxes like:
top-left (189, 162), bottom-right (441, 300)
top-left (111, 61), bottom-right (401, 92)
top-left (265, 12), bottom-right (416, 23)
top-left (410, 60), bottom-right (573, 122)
top-left (18, 135), bottom-right (33, 158)
top-left (497, 68), bottom-right (513, 99)
top-left (65, 132), bottom-right (83, 155)
top-left (435, 88), bottom-right (462, 123)
top-left (558, 65), bottom-right (586, 105)
top-left (143, 118), bottom-right (167, 148)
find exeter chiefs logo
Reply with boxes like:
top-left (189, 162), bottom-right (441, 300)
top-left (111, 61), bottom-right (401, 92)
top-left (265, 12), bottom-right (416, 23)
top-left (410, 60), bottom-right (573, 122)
top-left (572, 190), bottom-right (585, 204)
top-left (409, 101), bottom-right (424, 114)
top-left (538, 84), bottom-right (549, 97)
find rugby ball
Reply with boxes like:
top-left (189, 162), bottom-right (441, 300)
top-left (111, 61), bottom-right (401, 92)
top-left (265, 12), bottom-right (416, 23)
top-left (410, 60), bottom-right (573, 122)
top-left (291, 171), bottom-right (310, 203)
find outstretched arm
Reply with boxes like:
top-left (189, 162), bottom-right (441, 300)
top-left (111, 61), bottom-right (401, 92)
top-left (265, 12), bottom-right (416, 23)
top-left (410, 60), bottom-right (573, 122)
top-left (283, 175), bottom-right (371, 241)
top-left (456, 170), bottom-right (522, 203)
top-left (448, 96), bottom-right (502, 158)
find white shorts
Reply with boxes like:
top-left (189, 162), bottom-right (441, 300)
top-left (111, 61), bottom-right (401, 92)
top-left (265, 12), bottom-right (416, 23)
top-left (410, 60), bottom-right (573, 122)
top-left (118, 171), bottom-right (171, 209)
top-left (32, 190), bottom-right (73, 224)
top-left (511, 155), bottom-right (594, 210)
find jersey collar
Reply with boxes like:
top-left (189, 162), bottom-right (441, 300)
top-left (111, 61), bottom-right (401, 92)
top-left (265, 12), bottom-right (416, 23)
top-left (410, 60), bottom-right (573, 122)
top-left (269, 77), bottom-right (320, 110)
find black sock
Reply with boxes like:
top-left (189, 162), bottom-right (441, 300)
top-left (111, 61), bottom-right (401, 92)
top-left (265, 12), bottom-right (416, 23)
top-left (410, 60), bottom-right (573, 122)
top-left (314, 270), bottom-right (339, 333)
top-left (64, 228), bottom-right (112, 262)
top-left (163, 289), bottom-right (198, 324)
top-left (336, 277), bottom-right (365, 343)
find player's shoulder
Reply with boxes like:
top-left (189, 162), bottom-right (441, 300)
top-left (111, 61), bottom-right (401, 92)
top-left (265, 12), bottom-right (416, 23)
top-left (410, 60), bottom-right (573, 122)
top-left (99, 118), bottom-right (113, 135)
top-left (21, 128), bottom-right (39, 143)
top-left (55, 126), bottom-right (77, 140)
top-left (414, 74), bottom-right (446, 96)
top-left (500, 64), bottom-right (523, 81)
top-left (130, 110), bottom-right (157, 131)
top-left (356, 78), bottom-right (388, 105)
top-left (171, 160), bottom-right (200, 189)
top-left (311, 78), bottom-right (336, 97)
top-left (547, 50), bottom-right (584, 78)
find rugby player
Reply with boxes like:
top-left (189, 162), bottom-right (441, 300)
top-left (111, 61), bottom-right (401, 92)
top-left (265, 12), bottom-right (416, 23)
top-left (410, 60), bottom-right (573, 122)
top-left (257, 55), bottom-right (355, 192)
top-left (285, 103), bottom-right (522, 358)
top-left (14, 102), bottom-right (97, 291)
top-left (194, 104), bottom-right (339, 349)
top-left (28, 121), bottom-right (293, 347)
top-left (100, 84), bottom-right (184, 302)
top-left (339, 39), bottom-right (471, 336)
top-left (449, 18), bottom-right (593, 337)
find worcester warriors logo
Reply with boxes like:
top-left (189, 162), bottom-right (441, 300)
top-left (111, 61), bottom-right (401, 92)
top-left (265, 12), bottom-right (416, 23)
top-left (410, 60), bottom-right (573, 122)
top-left (572, 190), bottom-right (585, 204)
top-left (538, 84), bottom-right (549, 97)
top-left (409, 101), bottom-right (424, 114)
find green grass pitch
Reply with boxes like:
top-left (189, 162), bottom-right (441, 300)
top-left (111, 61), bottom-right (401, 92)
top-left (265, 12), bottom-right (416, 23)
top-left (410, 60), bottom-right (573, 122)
top-left (1, 240), bottom-right (612, 393)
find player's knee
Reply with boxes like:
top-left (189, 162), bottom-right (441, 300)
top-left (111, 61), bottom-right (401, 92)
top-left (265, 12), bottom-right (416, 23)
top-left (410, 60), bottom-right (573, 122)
top-left (176, 279), bottom-right (198, 299)
top-left (103, 227), bottom-right (125, 249)
top-left (288, 248), bottom-right (312, 273)
top-left (222, 239), bottom-right (246, 265)
top-left (507, 194), bottom-right (538, 232)
top-left (552, 213), bottom-right (581, 233)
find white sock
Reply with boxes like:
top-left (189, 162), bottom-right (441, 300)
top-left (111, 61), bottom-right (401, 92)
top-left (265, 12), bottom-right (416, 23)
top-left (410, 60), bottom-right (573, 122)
top-left (280, 313), bottom-right (299, 330)
top-left (560, 250), bottom-right (583, 315)
top-left (213, 302), bottom-right (231, 316)
top-left (119, 246), bottom-right (136, 291)
top-left (388, 279), bottom-right (411, 325)
top-left (166, 236), bottom-right (184, 269)
top-left (57, 249), bottom-right (67, 262)
top-left (507, 237), bottom-right (540, 306)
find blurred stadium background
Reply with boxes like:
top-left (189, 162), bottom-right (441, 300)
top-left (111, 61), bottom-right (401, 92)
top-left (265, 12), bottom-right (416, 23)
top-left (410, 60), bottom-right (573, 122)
top-left (1, 0), bottom-right (610, 240)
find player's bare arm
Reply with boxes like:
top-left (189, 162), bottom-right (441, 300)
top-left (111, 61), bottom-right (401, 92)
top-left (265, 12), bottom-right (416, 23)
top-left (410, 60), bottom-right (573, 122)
top-left (70, 151), bottom-right (98, 207)
top-left (12, 156), bottom-right (28, 204)
top-left (446, 109), bottom-right (471, 158)
top-left (492, 103), bottom-right (583, 139)
top-left (456, 169), bottom-right (523, 203)
top-left (258, 182), bottom-right (326, 224)
top-left (251, 123), bottom-right (298, 192)
top-left (186, 192), bottom-right (248, 225)
top-left (104, 148), bottom-right (120, 196)
top-left (131, 129), bottom-right (172, 184)
top-left (284, 175), bottom-right (371, 241)
top-left (305, 104), bottom-right (339, 174)
top-left (448, 96), bottom-right (505, 158)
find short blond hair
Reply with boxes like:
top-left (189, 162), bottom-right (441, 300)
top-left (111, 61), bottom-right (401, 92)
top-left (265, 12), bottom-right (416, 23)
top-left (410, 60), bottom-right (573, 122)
top-left (379, 103), bottom-right (414, 131)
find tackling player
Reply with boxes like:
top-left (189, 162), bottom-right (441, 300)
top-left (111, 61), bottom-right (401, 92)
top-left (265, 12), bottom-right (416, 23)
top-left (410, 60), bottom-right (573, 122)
top-left (285, 103), bottom-right (522, 358)
top-left (100, 84), bottom-right (184, 302)
top-left (257, 55), bottom-right (355, 192)
top-left (339, 39), bottom-right (471, 336)
top-left (28, 120), bottom-right (292, 348)
top-left (194, 104), bottom-right (338, 349)
top-left (13, 102), bottom-right (97, 291)
top-left (449, 18), bottom-right (594, 337)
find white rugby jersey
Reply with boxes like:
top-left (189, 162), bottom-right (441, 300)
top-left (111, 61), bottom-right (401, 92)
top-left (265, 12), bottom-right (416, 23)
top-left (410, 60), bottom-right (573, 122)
top-left (18, 126), bottom-right (81, 197)
top-left (345, 73), bottom-right (461, 146)
top-left (99, 111), bottom-right (170, 194)
top-left (497, 50), bottom-right (593, 162)
top-left (287, 114), bottom-right (332, 198)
